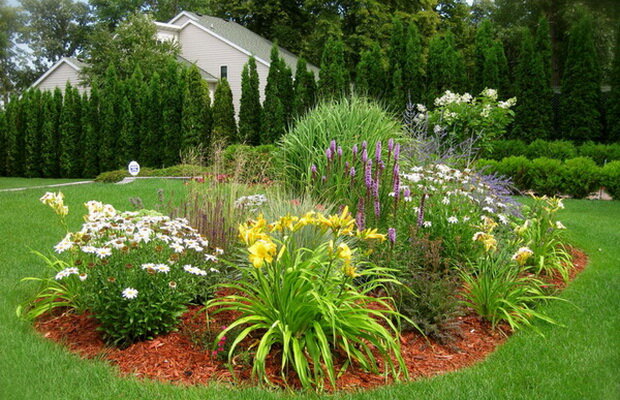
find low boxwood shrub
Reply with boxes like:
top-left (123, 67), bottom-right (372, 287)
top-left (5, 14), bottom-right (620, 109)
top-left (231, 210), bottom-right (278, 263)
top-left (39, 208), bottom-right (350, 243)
top-left (602, 161), bottom-right (620, 199)
top-left (527, 140), bottom-right (577, 160)
top-left (496, 156), bottom-right (532, 190)
top-left (485, 139), bottom-right (528, 160)
top-left (95, 165), bottom-right (206, 183)
top-left (529, 158), bottom-right (564, 196)
top-left (562, 157), bottom-right (601, 198)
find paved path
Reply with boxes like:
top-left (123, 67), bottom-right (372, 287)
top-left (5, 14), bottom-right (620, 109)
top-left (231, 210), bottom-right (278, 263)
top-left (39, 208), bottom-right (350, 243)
top-left (0, 180), bottom-right (95, 192)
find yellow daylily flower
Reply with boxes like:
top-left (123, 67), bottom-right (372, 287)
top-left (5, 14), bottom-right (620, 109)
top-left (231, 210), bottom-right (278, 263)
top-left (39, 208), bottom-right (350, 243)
top-left (336, 243), bottom-right (353, 263)
top-left (342, 262), bottom-right (360, 278)
top-left (248, 239), bottom-right (277, 268)
top-left (511, 247), bottom-right (534, 266)
top-left (356, 228), bottom-right (387, 241)
top-left (472, 231), bottom-right (497, 252)
top-left (272, 214), bottom-right (299, 232)
top-left (239, 222), bottom-right (270, 246)
top-left (318, 206), bottom-right (355, 236)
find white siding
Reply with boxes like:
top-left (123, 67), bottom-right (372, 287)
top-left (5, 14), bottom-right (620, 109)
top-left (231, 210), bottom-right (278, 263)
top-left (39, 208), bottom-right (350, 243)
top-left (178, 23), bottom-right (270, 113)
top-left (35, 63), bottom-right (86, 93)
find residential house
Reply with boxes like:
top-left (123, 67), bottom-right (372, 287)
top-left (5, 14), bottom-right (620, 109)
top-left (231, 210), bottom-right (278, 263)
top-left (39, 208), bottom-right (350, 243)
top-left (32, 11), bottom-right (319, 114)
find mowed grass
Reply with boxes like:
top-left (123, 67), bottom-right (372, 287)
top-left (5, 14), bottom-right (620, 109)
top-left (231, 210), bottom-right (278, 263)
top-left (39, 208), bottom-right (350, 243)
top-left (0, 177), bottom-right (88, 190)
top-left (0, 180), bottom-right (618, 400)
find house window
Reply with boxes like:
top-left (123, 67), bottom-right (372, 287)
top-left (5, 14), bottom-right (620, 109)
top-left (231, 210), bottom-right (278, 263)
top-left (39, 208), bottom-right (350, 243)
top-left (220, 65), bottom-right (228, 80)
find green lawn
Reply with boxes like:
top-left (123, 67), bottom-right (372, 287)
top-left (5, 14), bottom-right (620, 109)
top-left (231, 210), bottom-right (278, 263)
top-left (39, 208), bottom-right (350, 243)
top-left (0, 179), bottom-right (618, 400)
top-left (0, 177), bottom-right (89, 190)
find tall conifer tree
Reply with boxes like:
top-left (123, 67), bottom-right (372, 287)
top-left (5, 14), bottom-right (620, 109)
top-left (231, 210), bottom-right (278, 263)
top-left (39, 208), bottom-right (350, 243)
top-left (117, 90), bottom-right (134, 167)
top-left (212, 78), bottom-right (237, 144)
top-left (0, 110), bottom-right (7, 176)
top-left (319, 37), bottom-right (349, 98)
top-left (239, 57), bottom-right (262, 145)
top-left (403, 23), bottom-right (425, 105)
top-left (82, 87), bottom-right (100, 177)
top-left (560, 11), bottom-right (602, 141)
top-left (24, 90), bottom-right (43, 177)
top-left (356, 42), bottom-right (386, 100)
top-left (535, 16), bottom-right (553, 88)
top-left (161, 60), bottom-right (184, 166)
top-left (99, 64), bottom-right (122, 172)
top-left (263, 45), bottom-right (286, 143)
top-left (513, 29), bottom-right (553, 140)
top-left (181, 65), bottom-right (211, 151)
top-left (293, 58), bottom-right (317, 117)
top-left (59, 84), bottom-right (81, 178)
top-left (426, 31), bottom-right (465, 102)
top-left (607, 27), bottom-right (620, 142)
top-left (143, 72), bottom-right (163, 167)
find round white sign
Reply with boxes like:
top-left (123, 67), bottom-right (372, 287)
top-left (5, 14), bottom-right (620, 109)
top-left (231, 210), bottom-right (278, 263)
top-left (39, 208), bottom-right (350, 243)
top-left (128, 161), bottom-right (140, 176)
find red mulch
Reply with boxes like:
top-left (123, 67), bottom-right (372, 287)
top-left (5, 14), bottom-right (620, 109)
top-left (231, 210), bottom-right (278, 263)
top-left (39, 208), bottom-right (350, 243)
top-left (34, 248), bottom-right (588, 392)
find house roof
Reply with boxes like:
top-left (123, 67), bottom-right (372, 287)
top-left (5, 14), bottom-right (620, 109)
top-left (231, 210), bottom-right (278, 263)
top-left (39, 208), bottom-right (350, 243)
top-left (176, 55), bottom-right (218, 82)
top-left (171, 12), bottom-right (319, 75)
top-left (31, 57), bottom-right (86, 88)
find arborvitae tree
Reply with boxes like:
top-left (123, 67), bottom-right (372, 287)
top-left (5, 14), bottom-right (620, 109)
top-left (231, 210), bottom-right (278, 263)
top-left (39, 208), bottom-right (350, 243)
top-left (387, 17), bottom-right (407, 83)
top-left (356, 42), bottom-right (386, 100)
top-left (263, 45), bottom-right (286, 143)
top-left (426, 31), bottom-right (465, 102)
top-left (99, 64), bottom-right (122, 172)
top-left (535, 16), bottom-right (553, 88)
top-left (279, 64), bottom-right (294, 124)
top-left (24, 90), bottom-right (43, 177)
top-left (239, 57), bottom-right (262, 145)
top-left (3, 96), bottom-right (20, 176)
top-left (0, 110), bottom-right (6, 176)
top-left (11, 94), bottom-right (27, 176)
top-left (319, 37), bottom-right (350, 98)
top-left (72, 92), bottom-right (85, 177)
top-left (494, 40), bottom-right (511, 97)
top-left (212, 78), bottom-right (237, 144)
top-left (161, 60), bottom-right (184, 166)
top-left (116, 90), bottom-right (135, 168)
top-left (41, 89), bottom-right (63, 178)
top-left (403, 23), bottom-right (425, 105)
top-left (391, 68), bottom-right (406, 113)
top-left (607, 28), bottom-right (620, 142)
top-left (513, 29), bottom-right (553, 141)
top-left (82, 86), bottom-right (100, 178)
top-left (293, 58), bottom-right (317, 117)
top-left (474, 19), bottom-right (496, 94)
top-left (126, 67), bottom-right (147, 158)
top-left (560, 12), bottom-right (602, 141)
top-left (59, 84), bottom-right (82, 178)
top-left (181, 65), bottom-right (212, 151)
top-left (143, 72), bottom-right (163, 167)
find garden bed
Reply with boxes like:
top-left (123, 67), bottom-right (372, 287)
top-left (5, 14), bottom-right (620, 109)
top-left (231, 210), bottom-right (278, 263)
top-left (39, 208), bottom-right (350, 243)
top-left (34, 248), bottom-right (587, 392)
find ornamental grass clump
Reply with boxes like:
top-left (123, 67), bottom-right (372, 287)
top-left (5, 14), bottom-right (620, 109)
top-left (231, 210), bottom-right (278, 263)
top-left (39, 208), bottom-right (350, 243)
top-left (208, 208), bottom-right (407, 390)
top-left (23, 193), bottom-right (222, 347)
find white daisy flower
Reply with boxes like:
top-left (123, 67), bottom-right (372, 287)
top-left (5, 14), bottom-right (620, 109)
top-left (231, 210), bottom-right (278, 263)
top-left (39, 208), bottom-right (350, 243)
top-left (447, 216), bottom-right (458, 224)
top-left (183, 265), bottom-right (207, 276)
top-left (122, 287), bottom-right (138, 300)
top-left (95, 247), bottom-right (112, 259)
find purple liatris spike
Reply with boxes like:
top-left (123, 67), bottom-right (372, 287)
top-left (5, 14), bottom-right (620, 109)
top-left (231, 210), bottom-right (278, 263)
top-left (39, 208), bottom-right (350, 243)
top-left (387, 227), bottom-right (396, 244)
top-left (417, 193), bottom-right (426, 227)
top-left (403, 187), bottom-right (411, 198)
top-left (374, 200), bottom-right (380, 217)
top-left (388, 138), bottom-right (394, 153)
top-left (325, 147), bottom-right (332, 161)
top-left (350, 166), bottom-right (356, 177)
top-left (352, 144), bottom-right (358, 155)
top-left (364, 160), bottom-right (373, 189)
top-left (311, 164), bottom-right (317, 176)
top-left (375, 141), bottom-right (382, 162)
top-left (393, 143), bottom-right (400, 161)
top-left (372, 177), bottom-right (379, 198)
top-left (362, 148), bottom-right (368, 163)
top-left (330, 140), bottom-right (337, 153)
top-left (392, 174), bottom-right (400, 196)
top-left (337, 146), bottom-right (343, 157)
top-left (362, 141), bottom-right (367, 150)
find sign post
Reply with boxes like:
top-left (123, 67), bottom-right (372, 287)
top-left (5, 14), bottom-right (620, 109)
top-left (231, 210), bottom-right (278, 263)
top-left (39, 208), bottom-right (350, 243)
top-left (128, 161), bottom-right (140, 177)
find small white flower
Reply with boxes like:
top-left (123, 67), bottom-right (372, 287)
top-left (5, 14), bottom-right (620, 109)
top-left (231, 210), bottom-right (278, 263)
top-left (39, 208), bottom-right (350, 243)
top-left (215, 247), bottom-right (224, 255)
top-left (122, 287), bottom-right (138, 300)
top-left (441, 197), bottom-right (450, 205)
top-left (463, 216), bottom-right (470, 222)
top-left (141, 263), bottom-right (156, 270)
top-left (183, 265), bottom-right (207, 276)
top-left (55, 267), bottom-right (79, 280)
top-left (204, 254), bottom-right (218, 262)
top-left (81, 245), bottom-right (97, 254)
top-left (209, 267), bottom-right (220, 273)
top-left (556, 221), bottom-right (566, 230)
top-left (79, 273), bottom-right (88, 281)
top-left (482, 207), bottom-right (494, 214)
top-left (498, 214), bottom-right (509, 225)
top-left (447, 216), bottom-right (458, 224)
top-left (154, 264), bottom-right (170, 273)
top-left (95, 247), bottom-right (112, 259)
top-left (423, 221), bottom-right (432, 228)
top-left (170, 242), bottom-right (184, 253)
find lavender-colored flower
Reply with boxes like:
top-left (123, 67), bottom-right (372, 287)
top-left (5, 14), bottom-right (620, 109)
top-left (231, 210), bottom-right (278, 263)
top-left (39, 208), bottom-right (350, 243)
top-left (311, 164), bottom-right (317, 176)
top-left (362, 141), bottom-right (367, 150)
top-left (337, 146), bottom-right (343, 157)
top-left (372, 177), bottom-right (379, 198)
top-left (387, 227), bottom-right (396, 244)
top-left (330, 140), bottom-right (337, 153)
top-left (352, 144), bottom-right (358, 155)
top-left (361, 148), bottom-right (368, 163)
top-left (393, 143), bottom-right (400, 161)
top-left (378, 160), bottom-right (385, 170)
top-left (375, 141), bottom-right (382, 162)
top-left (388, 138), bottom-right (394, 153)
top-left (325, 147), bottom-right (333, 160)
top-left (392, 173), bottom-right (400, 196)
top-left (349, 166), bottom-right (356, 177)
top-left (364, 160), bottom-right (373, 189)
top-left (403, 187), bottom-right (411, 198)
top-left (374, 200), bottom-right (381, 217)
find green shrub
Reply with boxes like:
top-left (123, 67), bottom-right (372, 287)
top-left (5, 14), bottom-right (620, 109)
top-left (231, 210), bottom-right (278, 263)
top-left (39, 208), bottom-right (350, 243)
top-left (528, 140), bottom-right (577, 160)
top-left (562, 157), bottom-right (601, 198)
top-left (529, 157), bottom-right (564, 195)
top-left (602, 160), bottom-right (620, 199)
top-left (95, 169), bottom-right (131, 183)
top-left (578, 141), bottom-right (616, 165)
top-left (477, 158), bottom-right (500, 174)
top-left (94, 165), bottom-right (206, 182)
top-left (485, 139), bottom-right (527, 160)
top-left (496, 156), bottom-right (532, 190)
top-left (218, 144), bottom-right (276, 183)
top-left (278, 96), bottom-right (402, 193)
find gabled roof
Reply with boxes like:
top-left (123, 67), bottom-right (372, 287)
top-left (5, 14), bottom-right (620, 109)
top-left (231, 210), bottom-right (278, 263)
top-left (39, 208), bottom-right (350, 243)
top-left (170, 11), bottom-right (319, 75)
top-left (31, 57), bottom-right (86, 88)
top-left (176, 55), bottom-right (218, 82)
